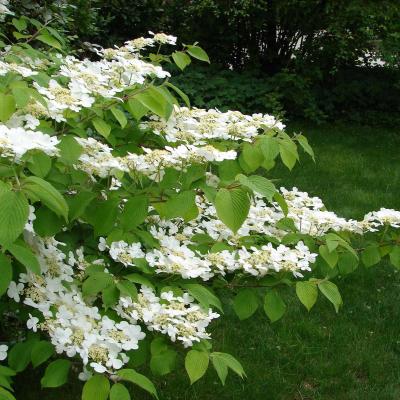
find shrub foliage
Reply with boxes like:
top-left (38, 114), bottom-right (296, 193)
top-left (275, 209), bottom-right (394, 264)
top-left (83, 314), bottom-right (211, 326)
top-left (0, 5), bottom-right (399, 399)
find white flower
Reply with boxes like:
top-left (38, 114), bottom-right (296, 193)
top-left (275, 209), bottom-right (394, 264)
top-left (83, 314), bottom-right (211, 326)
top-left (0, 125), bottom-right (60, 161)
top-left (7, 281), bottom-right (24, 302)
top-left (0, 344), bottom-right (8, 361)
top-left (78, 367), bottom-right (92, 381)
top-left (27, 314), bottom-right (39, 332)
top-left (90, 362), bottom-right (107, 373)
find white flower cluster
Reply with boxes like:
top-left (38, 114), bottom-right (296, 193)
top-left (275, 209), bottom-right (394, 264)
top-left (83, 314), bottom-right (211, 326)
top-left (177, 186), bottom-right (399, 242)
top-left (33, 79), bottom-right (95, 122)
top-left (0, 124), bottom-right (59, 161)
top-left (7, 236), bottom-right (145, 373)
top-left (124, 144), bottom-right (236, 181)
top-left (75, 137), bottom-right (236, 181)
top-left (116, 287), bottom-right (219, 347)
top-left (117, 31), bottom-right (177, 53)
top-left (99, 186), bottom-right (400, 281)
top-left (59, 43), bottom-right (170, 99)
top-left (0, 60), bottom-right (37, 77)
top-left (144, 230), bottom-right (316, 280)
top-left (1, 33), bottom-right (173, 126)
top-left (7, 230), bottom-right (219, 373)
top-left (5, 113), bottom-right (41, 130)
top-left (0, 0), bottom-right (12, 21)
top-left (141, 106), bottom-right (286, 145)
top-left (99, 198), bottom-right (317, 281)
top-left (98, 238), bottom-right (145, 266)
top-left (363, 208), bottom-right (400, 230)
top-left (279, 188), bottom-right (400, 236)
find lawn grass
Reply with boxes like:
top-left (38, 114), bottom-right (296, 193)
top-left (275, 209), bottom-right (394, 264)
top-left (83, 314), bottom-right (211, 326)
top-left (16, 121), bottom-right (400, 400)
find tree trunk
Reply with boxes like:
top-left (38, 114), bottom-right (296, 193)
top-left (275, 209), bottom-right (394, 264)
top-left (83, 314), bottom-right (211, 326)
top-left (263, 0), bottom-right (280, 73)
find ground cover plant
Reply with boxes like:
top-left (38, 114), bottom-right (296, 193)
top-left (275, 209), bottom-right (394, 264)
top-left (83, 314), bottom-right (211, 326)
top-left (0, 4), bottom-right (399, 400)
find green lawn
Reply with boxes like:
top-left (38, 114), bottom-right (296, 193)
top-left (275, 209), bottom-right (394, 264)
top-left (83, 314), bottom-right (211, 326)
top-left (16, 122), bottom-right (400, 400)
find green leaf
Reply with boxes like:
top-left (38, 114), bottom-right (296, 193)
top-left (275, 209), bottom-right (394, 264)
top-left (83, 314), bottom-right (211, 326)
top-left (33, 207), bottom-right (63, 237)
top-left (325, 235), bottom-right (339, 252)
top-left (276, 217), bottom-right (297, 232)
top-left (92, 117), bottom-right (111, 138)
top-left (0, 190), bottom-right (29, 246)
top-left (46, 26), bottom-right (65, 44)
top-left (185, 350), bottom-right (209, 384)
top-left (57, 136), bottom-right (83, 164)
top-left (172, 51), bottom-right (191, 70)
top-left (85, 198), bottom-right (119, 236)
top-left (218, 160), bottom-right (242, 183)
top-left (0, 180), bottom-right (11, 197)
top-left (297, 134), bottom-right (315, 161)
top-left (319, 245), bottom-right (338, 268)
top-left (8, 243), bottom-right (41, 275)
top-left (0, 387), bottom-right (16, 400)
top-left (121, 196), bottom-right (148, 230)
top-left (182, 283), bottom-right (223, 312)
top-left (125, 273), bottom-right (154, 290)
top-left (0, 94), bottom-right (16, 122)
top-left (0, 373), bottom-right (13, 391)
top-left (211, 354), bottom-right (228, 385)
top-left (13, 31), bottom-right (31, 40)
top-left (0, 253), bottom-right (12, 296)
top-left (41, 359), bottom-right (71, 388)
top-left (150, 349), bottom-right (177, 376)
top-left (82, 272), bottom-right (113, 297)
top-left (102, 284), bottom-right (119, 308)
top-left (263, 290), bottom-right (286, 322)
top-left (236, 175), bottom-right (276, 201)
top-left (117, 280), bottom-right (138, 300)
top-left (233, 289), bottom-right (259, 320)
top-left (324, 232), bottom-right (357, 257)
top-left (239, 143), bottom-right (263, 173)
top-left (361, 246), bottom-right (381, 267)
top-left (214, 188), bottom-right (250, 234)
top-left (27, 152), bottom-right (52, 178)
top-left (36, 33), bottom-right (62, 49)
top-left (164, 82), bottom-right (190, 107)
top-left (318, 281), bottom-right (342, 313)
top-left (186, 45), bottom-right (210, 63)
top-left (150, 337), bottom-right (168, 355)
top-left (12, 17), bottom-right (27, 32)
top-left (259, 136), bottom-right (280, 163)
top-left (82, 374), bottom-right (110, 400)
top-left (0, 366), bottom-right (16, 377)
top-left (273, 192), bottom-right (288, 216)
top-left (210, 352), bottom-right (245, 379)
top-left (67, 191), bottom-right (96, 221)
top-left (8, 341), bottom-right (35, 372)
top-left (296, 281), bottom-right (318, 311)
top-left (389, 246), bottom-right (400, 269)
top-left (11, 87), bottom-right (31, 108)
top-left (154, 190), bottom-right (198, 222)
top-left (338, 251), bottom-right (359, 275)
top-left (110, 107), bottom-right (128, 128)
top-left (22, 176), bottom-right (68, 220)
top-left (117, 369), bottom-right (158, 399)
top-left (135, 87), bottom-right (173, 119)
top-left (31, 341), bottom-right (54, 368)
top-left (126, 98), bottom-right (148, 121)
top-left (279, 140), bottom-right (298, 170)
top-left (109, 383), bottom-right (130, 400)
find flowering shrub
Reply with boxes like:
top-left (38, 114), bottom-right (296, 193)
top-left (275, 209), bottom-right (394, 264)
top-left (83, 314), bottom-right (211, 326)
top-left (0, 4), bottom-right (400, 399)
